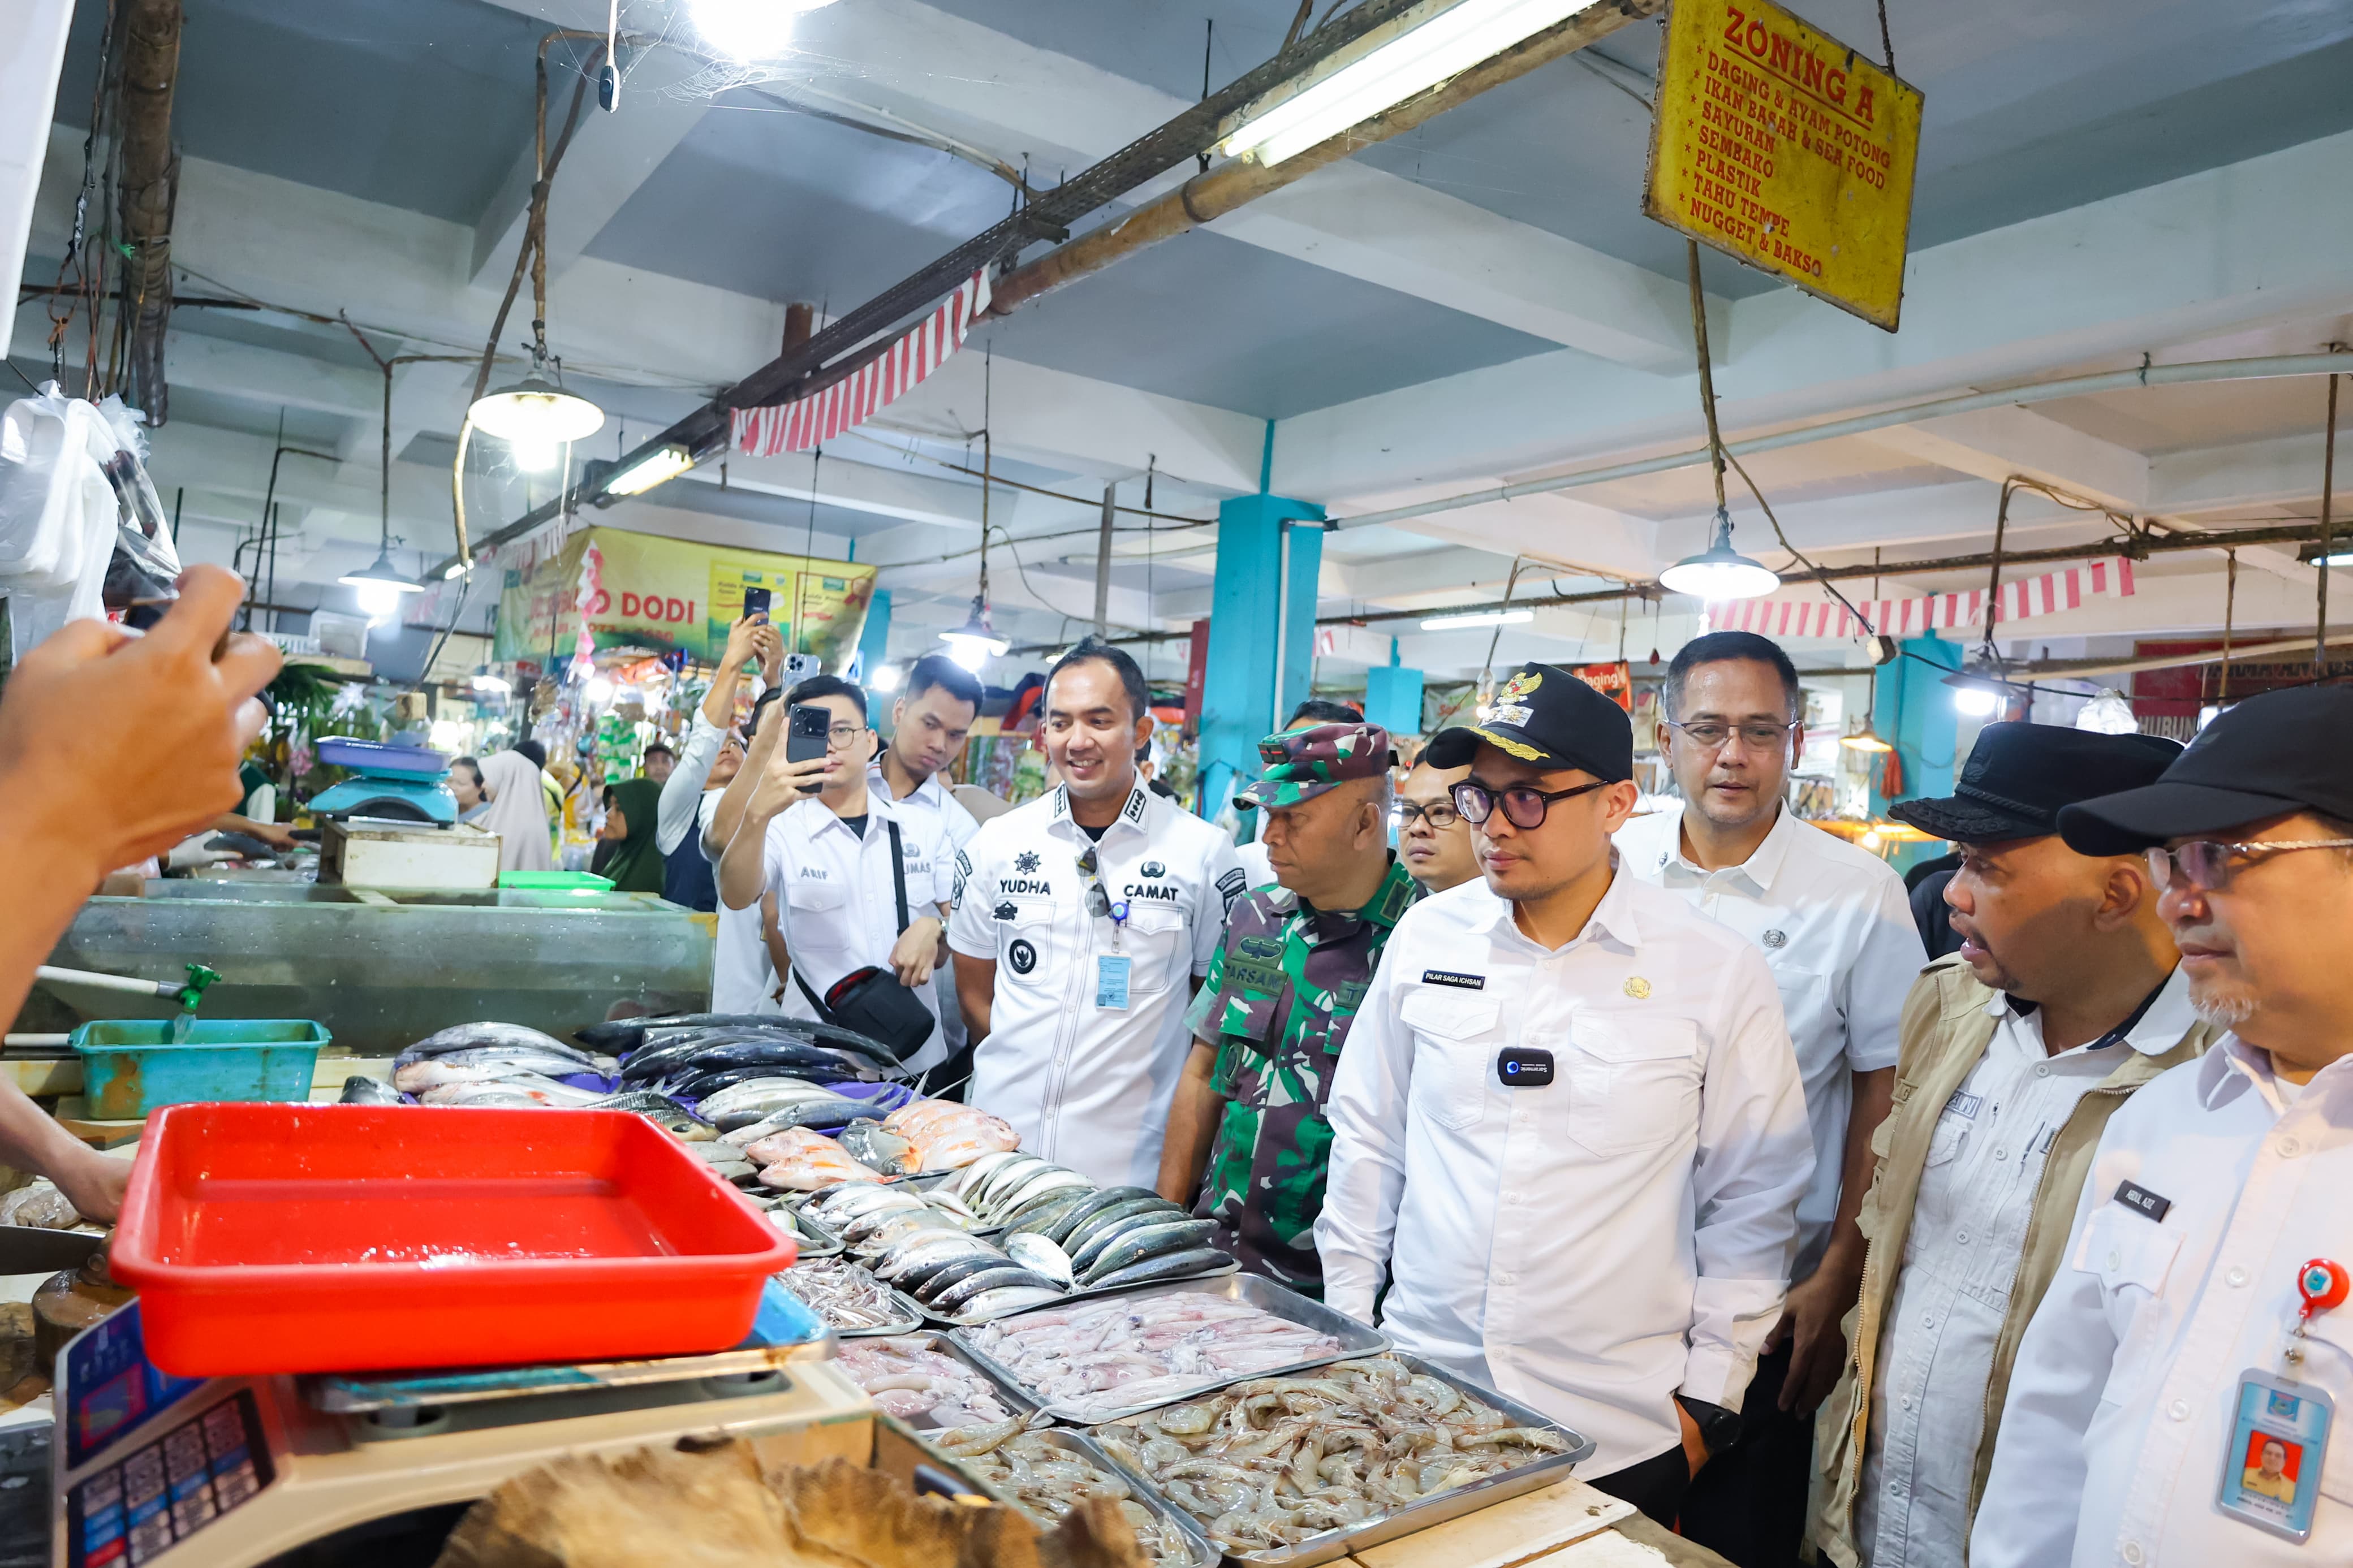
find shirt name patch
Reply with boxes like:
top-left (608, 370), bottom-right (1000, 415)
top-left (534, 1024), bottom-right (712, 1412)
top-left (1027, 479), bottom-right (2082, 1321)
top-left (2114, 1180), bottom-right (2173, 1224)
top-left (1942, 1088), bottom-right (1983, 1121)
top-left (999, 878), bottom-right (1051, 895)
top-left (1421, 969), bottom-right (1485, 990)
top-left (1123, 882), bottom-right (1180, 902)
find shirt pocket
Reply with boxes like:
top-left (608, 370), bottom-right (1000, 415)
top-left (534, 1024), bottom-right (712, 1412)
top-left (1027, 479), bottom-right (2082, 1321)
top-left (1566, 1014), bottom-right (1702, 1157)
top-left (1123, 904), bottom-right (1188, 996)
top-left (1925, 1109), bottom-right (1970, 1169)
top-left (1400, 987), bottom-right (1500, 1133)
top-left (995, 900), bottom-right (1057, 991)
top-left (2072, 1203), bottom-right (2182, 1407)
top-left (1769, 961), bottom-right (1830, 1060)
top-left (784, 879), bottom-right (853, 961)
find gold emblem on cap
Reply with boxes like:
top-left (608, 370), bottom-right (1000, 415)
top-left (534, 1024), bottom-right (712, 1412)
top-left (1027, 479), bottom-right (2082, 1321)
top-left (1500, 668), bottom-right (1543, 702)
top-left (1623, 977), bottom-right (1652, 1000)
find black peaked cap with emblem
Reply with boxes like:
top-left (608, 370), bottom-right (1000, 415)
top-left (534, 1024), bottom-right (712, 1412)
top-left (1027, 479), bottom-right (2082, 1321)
top-left (2058, 686), bottom-right (2353, 854)
top-left (1889, 722), bottom-right (2182, 844)
top-left (1425, 661), bottom-right (1633, 781)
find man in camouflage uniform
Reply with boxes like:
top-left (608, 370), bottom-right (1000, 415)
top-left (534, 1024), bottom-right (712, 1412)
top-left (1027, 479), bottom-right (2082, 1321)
top-left (1154, 722), bottom-right (1420, 1297)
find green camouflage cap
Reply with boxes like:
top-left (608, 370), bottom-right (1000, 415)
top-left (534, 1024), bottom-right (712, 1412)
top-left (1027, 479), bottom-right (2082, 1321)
top-left (1234, 722), bottom-right (1395, 810)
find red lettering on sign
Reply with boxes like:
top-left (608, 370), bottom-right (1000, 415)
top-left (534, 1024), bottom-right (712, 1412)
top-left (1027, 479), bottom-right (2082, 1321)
top-left (620, 591), bottom-right (640, 617)
top-left (1722, 5), bottom-right (1746, 45)
top-left (1746, 19), bottom-right (1769, 55)
top-left (1827, 68), bottom-right (1847, 105)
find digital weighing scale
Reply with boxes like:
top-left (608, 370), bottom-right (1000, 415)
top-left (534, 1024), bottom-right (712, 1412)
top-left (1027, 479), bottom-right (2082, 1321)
top-left (52, 1283), bottom-right (871, 1568)
top-left (305, 738), bottom-right (458, 827)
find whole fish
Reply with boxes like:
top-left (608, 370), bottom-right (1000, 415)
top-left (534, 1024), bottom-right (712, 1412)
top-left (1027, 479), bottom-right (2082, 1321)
top-left (836, 1118), bottom-right (917, 1174)
top-left (932, 1267), bottom-right (1062, 1315)
top-left (1005, 1233), bottom-right (1075, 1288)
top-left (1044, 1187), bottom-right (1161, 1246)
top-left (990, 1167), bottom-right (1092, 1219)
top-left (718, 1095), bottom-right (859, 1145)
top-left (700, 1075), bottom-right (856, 1117)
top-left (399, 1046), bottom-right (603, 1084)
top-left (639, 1018), bottom-right (901, 1073)
top-left (711, 1094), bottom-right (874, 1135)
top-left (878, 1236), bottom-right (1001, 1285)
top-left (1083, 1246), bottom-right (1229, 1292)
top-left (1002, 1193), bottom-right (1093, 1242)
top-left (1062, 1195), bottom-right (1176, 1258)
top-left (337, 1075), bottom-right (403, 1106)
top-left (951, 1286), bottom-right (1063, 1320)
top-left (910, 1253), bottom-right (1026, 1302)
top-left (1078, 1220), bottom-right (1221, 1285)
top-left (585, 1090), bottom-right (718, 1142)
top-left (398, 1022), bottom-right (579, 1064)
top-left (944, 1149), bottom-right (1025, 1198)
top-left (419, 1071), bottom-right (606, 1108)
top-left (577, 1013), bottom-right (797, 1051)
top-left (674, 1051), bottom-right (865, 1096)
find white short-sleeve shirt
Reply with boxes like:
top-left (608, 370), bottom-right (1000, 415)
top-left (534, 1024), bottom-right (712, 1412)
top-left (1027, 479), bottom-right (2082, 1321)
top-left (946, 781), bottom-right (1242, 1187)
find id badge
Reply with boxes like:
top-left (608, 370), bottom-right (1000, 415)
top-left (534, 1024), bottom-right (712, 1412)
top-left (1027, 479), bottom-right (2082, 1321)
top-left (2215, 1369), bottom-right (2332, 1543)
top-left (1094, 954), bottom-right (1132, 1010)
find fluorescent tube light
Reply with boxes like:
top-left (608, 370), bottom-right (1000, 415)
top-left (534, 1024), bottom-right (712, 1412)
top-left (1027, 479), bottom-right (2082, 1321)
top-left (606, 443), bottom-right (696, 496)
top-left (1420, 608), bottom-right (1535, 630)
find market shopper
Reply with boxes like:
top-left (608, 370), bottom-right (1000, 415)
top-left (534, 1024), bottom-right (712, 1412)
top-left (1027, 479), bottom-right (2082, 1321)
top-left (1156, 722), bottom-right (1418, 1296)
top-left (870, 656), bottom-right (984, 1087)
top-left (1317, 662), bottom-right (1811, 1527)
top-left (703, 689), bottom-right (788, 1013)
top-left (1614, 632), bottom-right (1921, 1568)
top-left (1808, 723), bottom-right (2202, 1568)
top-left (0, 563), bottom-right (279, 1220)
top-left (1973, 688), bottom-right (2353, 1568)
top-left (595, 777), bottom-right (667, 893)
top-left (1396, 757), bottom-right (1478, 895)
top-left (657, 615), bottom-right (780, 911)
top-left (449, 756), bottom-right (488, 823)
top-left (641, 743), bottom-right (676, 786)
top-left (719, 676), bottom-right (955, 1067)
top-left (476, 749), bottom-right (555, 874)
top-left (947, 638), bottom-right (1242, 1187)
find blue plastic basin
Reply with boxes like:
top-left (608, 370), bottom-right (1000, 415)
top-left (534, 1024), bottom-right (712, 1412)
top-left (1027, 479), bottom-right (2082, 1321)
top-left (71, 1020), bottom-right (333, 1121)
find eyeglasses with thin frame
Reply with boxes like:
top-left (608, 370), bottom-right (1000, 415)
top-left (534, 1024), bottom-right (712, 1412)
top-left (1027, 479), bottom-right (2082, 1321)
top-left (823, 722), bottom-right (864, 750)
top-left (2143, 837), bottom-right (2353, 893)
top-left (1392, 800), bottom-right (1463, 831)
top-left (1451, 777), bottom-right (1609, 831)
top-left (1664, 718), bottom-right (1801, 752)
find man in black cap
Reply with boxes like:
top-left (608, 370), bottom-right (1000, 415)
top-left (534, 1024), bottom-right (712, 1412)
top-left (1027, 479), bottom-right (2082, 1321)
top-left (1318, 662), bottom-right (1812, 1527)
top-left (1973, 689), bottom-right (2353, 1568)
top-left (1809, 722), bottom-right (2212, 1568)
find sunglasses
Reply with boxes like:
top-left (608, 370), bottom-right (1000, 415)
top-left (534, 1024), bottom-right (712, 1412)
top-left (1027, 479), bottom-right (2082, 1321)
top-left (2144, 837), bottom-right (2353, 893)
top-left (1451, 777), bottom-right (1608, 831)
top-left (1076, 844), bottom-right (1127, 923)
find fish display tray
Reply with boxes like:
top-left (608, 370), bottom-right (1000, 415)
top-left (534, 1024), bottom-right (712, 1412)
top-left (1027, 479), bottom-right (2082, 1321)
top-left (782, 1208), bottom-right (845, 1260)
top-left (950, 1273), bottom-right (1389, 1426)
top-left (850, 1331), bottom-right (1041, 1428)
top-left (920, 1258), bottom-right (1243, 1328)
top-left (71, 1018), bottom-right (329, 1120)
top-left (972, 1425), bottom-right (1220, 1568)
top-left (109, 1104), bottom-right (798, 1376)
top-left (1090, 1351), bottom-right (1596, 1568)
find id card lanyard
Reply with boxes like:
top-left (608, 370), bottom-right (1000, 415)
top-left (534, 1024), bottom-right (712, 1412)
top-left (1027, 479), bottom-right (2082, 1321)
top-left (1096, 899), bottom-right (1132, 1011)
top-left (2214, 1258), bottom-right (2350, 1544)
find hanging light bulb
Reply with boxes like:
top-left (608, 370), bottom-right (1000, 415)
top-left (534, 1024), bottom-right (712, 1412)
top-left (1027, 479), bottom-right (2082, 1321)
top-left (1841, 722), bottom-right (1894, 754)
top-left (510, 436), bottom-right (562, 474)
top-left (341, 550), bottom-right (423, 621)
top-left (689, 0), bottom-right (841, 60)
top-left (938, 595), bottom-right (1008, 673)
top-left (468, 357), bottom-right (604, 454)
top-left (1659, 509), bottom-right (1779, 600)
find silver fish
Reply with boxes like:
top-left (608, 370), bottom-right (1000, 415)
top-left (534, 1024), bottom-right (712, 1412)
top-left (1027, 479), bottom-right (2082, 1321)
top-left (836, 1118), bottom-right (917, 1174)
top-left (1084, 1245), bottom-right (1229, 1291)
top-left (700, 1078), bottom-right (861, 1120)
top-left (1004, 1233), bottom-right (1075, 1288)
top-left (931, 1266), bottom-right (1061, 1314)
top-left (1078, 1220), bottom-right (1221, 1285)
top-left (949, 1285), bottom-right (1065, 1320)
top-left (398, 1022), bottom-right (581, 1062)
top-left (337, 1075), bottom-right (403, 1106)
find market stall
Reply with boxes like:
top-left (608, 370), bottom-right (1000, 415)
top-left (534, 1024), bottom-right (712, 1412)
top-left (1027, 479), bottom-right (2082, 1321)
top-left (20, 1004), bottom-right (1731, 1568)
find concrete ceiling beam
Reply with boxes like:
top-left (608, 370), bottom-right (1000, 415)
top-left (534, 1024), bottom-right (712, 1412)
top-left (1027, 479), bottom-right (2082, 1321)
top-left (1869, 407), bottom-right (2152, 513)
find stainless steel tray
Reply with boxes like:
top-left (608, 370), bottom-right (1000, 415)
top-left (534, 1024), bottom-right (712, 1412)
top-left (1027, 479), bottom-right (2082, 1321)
top-left (829, 1329), bottom-right (1040, 1428)
top-left (950, 1272), bottom-right (1389, 1424)
top-left (770, 1205), bottom-right (844, 1260)
top-left (778, 1258), bottom-right (927, 1338)
top-left (1091, 1351), bottom-right (1596, 1568)
top-left (958, 1424), bottom-right (1219, 1568)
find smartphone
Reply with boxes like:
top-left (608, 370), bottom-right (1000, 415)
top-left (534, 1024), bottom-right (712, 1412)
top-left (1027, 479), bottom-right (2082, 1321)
top-left (786, 703), bottom-right (831, 793)
top-left (741, 585), bottom-right (772, 621)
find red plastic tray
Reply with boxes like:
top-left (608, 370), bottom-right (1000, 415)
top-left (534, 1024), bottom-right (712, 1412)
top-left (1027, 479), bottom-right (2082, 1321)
top-left (109, 1104), bottom-right (797, 1376)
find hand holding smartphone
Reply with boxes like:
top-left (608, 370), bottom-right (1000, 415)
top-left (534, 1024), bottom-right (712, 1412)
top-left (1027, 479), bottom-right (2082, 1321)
top-left (784, 702), bottom-right (831, 794)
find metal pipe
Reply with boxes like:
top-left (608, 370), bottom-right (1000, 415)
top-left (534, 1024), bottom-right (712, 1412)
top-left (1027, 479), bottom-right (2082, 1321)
top-left (987, 0), bottom-right (1662, 320)
top-left (1331, 352), bottom-right (2353, 532)
top-left (1094, 482), bottom-right (1115, 636)
top-left (2319, 372), bottom-right (2341, 675)
top-left (35, 966), bottom-right (175, 999)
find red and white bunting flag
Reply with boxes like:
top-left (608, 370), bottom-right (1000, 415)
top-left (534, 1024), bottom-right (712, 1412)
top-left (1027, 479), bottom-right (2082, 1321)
top-left (732, 270), bottom-right (991, 457)
top-left (1707, 555), bottom-right (2136, 639)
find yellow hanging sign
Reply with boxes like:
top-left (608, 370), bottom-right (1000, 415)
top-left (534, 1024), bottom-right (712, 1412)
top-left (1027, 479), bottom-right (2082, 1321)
top-left (1643, 0), bottom-right (1923, 330)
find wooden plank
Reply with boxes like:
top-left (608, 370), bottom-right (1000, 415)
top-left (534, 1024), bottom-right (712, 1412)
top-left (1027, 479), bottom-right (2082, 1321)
top-left (1354, 1479), bottom-right (1635, 1568)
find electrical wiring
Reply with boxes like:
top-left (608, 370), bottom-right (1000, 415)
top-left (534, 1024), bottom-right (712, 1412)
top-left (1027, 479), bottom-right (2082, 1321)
top-left (843, 428), bottom-right (1214, 525)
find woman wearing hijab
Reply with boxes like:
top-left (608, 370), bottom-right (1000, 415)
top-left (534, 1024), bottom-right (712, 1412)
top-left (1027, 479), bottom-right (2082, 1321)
top-left (595, 776), bottom-right (667, 893)
top-left (475, 749), bottom-right (554, 874)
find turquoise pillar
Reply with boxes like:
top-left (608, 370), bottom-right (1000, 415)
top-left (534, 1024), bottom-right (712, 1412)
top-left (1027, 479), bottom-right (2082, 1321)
top-left (1364, 664), bottom-right (1424, 737)
top-left (1199, 425), bottom-right (1325, 819)
top-left (1880, 633), bottom-right (1959, 872)
top-left (854, 589), bottom-right (891, 684)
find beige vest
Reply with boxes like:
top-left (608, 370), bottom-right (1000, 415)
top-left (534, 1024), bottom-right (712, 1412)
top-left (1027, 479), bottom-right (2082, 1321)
top-left (1806, 956), bottom-right (2213, 1567)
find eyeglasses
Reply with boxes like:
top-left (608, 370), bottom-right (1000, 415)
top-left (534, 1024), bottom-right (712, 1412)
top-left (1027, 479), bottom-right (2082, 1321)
top-left (824, 723), bottom-right (864, 748)
top-left (2144, 837), bottom-right (2353, 893)
top-left (1075, 845), bottom-right (1127, 923)
top-left (1451, 777), bottom-right (1608, 830)
top-left (1393, 800), bottom-right (1463, 831)
top-left (1665, 719), bottom-right (1800, 751)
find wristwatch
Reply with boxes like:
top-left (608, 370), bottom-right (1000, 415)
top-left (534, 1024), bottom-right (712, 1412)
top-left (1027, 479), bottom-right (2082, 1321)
top-left (1674, 1394), bottom-right (1743, 1457)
